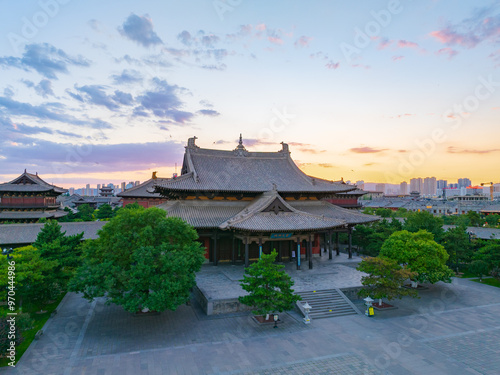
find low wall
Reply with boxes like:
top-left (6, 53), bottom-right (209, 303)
top-left (339, 286), bottom-right (364, 301)
top-left (193, 285), bottom-right (253, 315)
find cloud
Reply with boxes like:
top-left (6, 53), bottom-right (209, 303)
top-left (201, 34), bottom-right (220, 47)
top-left (134, 78), bottom-right (193, 123)
top-left (0, 43), bottom-right (90, 79)
top-left (118, 13), bottom-right (163, 47)
top-left (392, 55), bottom-right (404, 61)
top-left (317, 163), bottom-right (336, 168)
top-left (377, 38), bottom-right (392, 50)
top-left (429, 7), bottom-right (500, 49)
top-left (0, 96), bottom-right (112, 129)
top-left (110, 69), bottom-right (143, 85)
top-left (447, 146), bottom-right (500, 154)
top-left (112, 90), bottom-right (134, 106)
top-left (177, 30), bottom-right (193, 45)
top-left (75, 85), bottom-right (119, 111)
top-left (436, 47), bottom-right (459, 59)
top-left (0, 139), bottom-right (184, 174)
top-left (1, 116), bottom-right (84, 140)
top-left (325, 61), bottom-right (340, 70)
top-left (268, 36), bottom-right (284, 45)
top-left (397, 40), bottom-right (419, 49)
top-left (294, 36), bottom-right (312, 48)
top-left (35, 79), bottom-right (54, 98)
top-left (3, 87), bottom-right (14, 97)
top-left (350, 147), bottom-right (387, 153)
top-left (197, 109), bottom-right (220, 116)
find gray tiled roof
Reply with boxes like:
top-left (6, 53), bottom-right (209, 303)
top-left (117, 178), bottom-right (170, 198)
top-left (155, 138), bottom-right (355, 194)
top-left (0, 221), bottom-right (107, 245)
top-left (0, 210), bottom-right (68, 220)
top-left (0, 171), bottom-right (67, 194)
top-left (443, 225), bottom-right (500, 240)
top-left (220, 191), bottom-right (345, 232)
top-left (289, 200), bottom-right (379, 225)
top-left (158, 200), bottom-right (246, 229)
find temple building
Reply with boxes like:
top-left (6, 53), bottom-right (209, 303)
top-left (0, 170), bottom-right (68, 223)
top-left (117, 172), bottom-right (168, 208)
top-left (151, 137), bottom-right (377, 269)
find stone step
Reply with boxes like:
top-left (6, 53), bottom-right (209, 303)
top-left (296, 288), bottom-right (360, 320)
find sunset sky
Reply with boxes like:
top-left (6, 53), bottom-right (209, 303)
top-left (1, 0), bottom-right (499, 188)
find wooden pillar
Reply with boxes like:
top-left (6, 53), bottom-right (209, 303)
top-left (308, 234), bottom-right (313, 270)
top-left (213, 232), bottom-right (218, 266)
top-left (296, 237), bottom-right (301, 270)
top-left (244, 237), bottom-right (249, 268)
top-left (328, 230), bottom-right (333, 260)
top-left (348, 227), bottom-right (353, 259)
top-left (289, 241), bottom-right (293, 263)
top-left (319, 233), bottom-right (322, 257)
top-left (258, 237), bottom-right (263, 259)
top-left (336, 232), bottom-right (340, 256)
top-left (278, 241), bottom-right (282, 262)
top-left (231, 234), bottom-right (236, 265)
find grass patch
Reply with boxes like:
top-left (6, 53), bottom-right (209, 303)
top-left (471, 278), bottom-right (500, 288)
top-left (0, 293), bottom-right (66, 367)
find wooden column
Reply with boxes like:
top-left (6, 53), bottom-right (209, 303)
top-left (336, 232), bottom-right (340, 256)
top-left (278, 241), bottom-right (282, 262)
top-left (258, 237), bottom-right (263, 259)
top-left (328, 230), bottom-right (333, 260)
top-left (213, 232), bottom-right (218, 266)
top-left (348, 227), bottom-right (353, 259)
top-left (296, 237), bottom-right (301, 270)
top-left (231, 234), bottom-right (236, 265)
top-left (308, 235), bottom-right (313, 270)
top-left (244, 237), bottom-right (249, 268)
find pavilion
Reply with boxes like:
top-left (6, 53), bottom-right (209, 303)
top-left (0, 170), bottom-right (68, 223)
top-left (153, 137), bottom-right (377, 269)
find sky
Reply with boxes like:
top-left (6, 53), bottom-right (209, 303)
top-left (0, 0), bottom-right (500, 188)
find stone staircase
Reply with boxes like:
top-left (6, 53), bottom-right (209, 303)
top-left (296, 289), bottom-right (361, 319)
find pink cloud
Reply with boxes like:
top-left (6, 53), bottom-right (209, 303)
top-left (397, 40), bottom-right (419, 49)
top-left (436, 47), bottom-right (459, 59)
top-left (392, 55), bottom-right (404, 61)
top-left (429, 29), bottom-right (479, 48)
top-left (350, 147), bottom-right (387, 154)
top-left (255, 23), bottom-right (266, 31)
top-left (294, 36), bottom-right (312, 48)
top-left (377, 38), bottom-right (392, 50)
top-left (325, 61), bottom-right (340, 70)
top-left (268, 36), bottom-right (284, 45)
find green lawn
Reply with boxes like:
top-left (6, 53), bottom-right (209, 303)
top-left (0, 293), bottom-right (66, 367)
top-left (471, 278), bottom-right (500, 288)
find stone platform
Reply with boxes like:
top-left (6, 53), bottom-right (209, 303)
top-left (195, 252), bottom-right (365, 315)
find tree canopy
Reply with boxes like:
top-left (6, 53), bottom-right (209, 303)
top-left (380, 230), bottom-right (453, 285)
top-left (403, 211), bottom-right (444, 242)
top-left (239, 250), bottom-right (301, 316)
top-left (69, 206), bottom-right (205, 313)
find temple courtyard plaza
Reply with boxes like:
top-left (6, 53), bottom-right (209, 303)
top-left (3, 255), bottom-right (500, 375)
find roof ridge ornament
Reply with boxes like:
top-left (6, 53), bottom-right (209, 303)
top-left (234, 133), bottom-right (247, 156)
top-left (187, 136), bottom-right (199, 149)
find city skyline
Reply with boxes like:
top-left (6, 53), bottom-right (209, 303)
top-left (1, 1), bottom-right (500, 187)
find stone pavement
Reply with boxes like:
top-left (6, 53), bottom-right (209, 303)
top-left (3, 274), bottom-right (500, 374)
top-left (197, 252), bottom-right (364, 300)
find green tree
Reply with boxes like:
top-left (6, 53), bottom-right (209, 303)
top-left (239, 250), bottom-right (301, 316)
top-left (362, 207), bottom-right (376, 215)
top-left (96, 204), bottom-right (113, 220)
top-left (441, 226), bottom-right (472, 273)
top-left (375, 208), bottom-right (393, 218)
top-left (466, 211), bottom-right (481, 227)
top-left (473, 240), bottom-right (500, 277)
top-left (69, 206), bottom-right (205, 313)
top-left (394, 208), bottom-right (408, 218)
top-left (357, 256), bottom-right (418, 306)
top-left (485, 214), bottom-right (500, 227)
top-left (468, 260), bottom-right (489, 281)
top-left (75, 204), bottom-right (95, 221)
top-left (0, 246), bottom-right (59, 303)
top-left (380, 230), bottom-right (454, 287)
top-left (403, 211), bottom-right (444, 242)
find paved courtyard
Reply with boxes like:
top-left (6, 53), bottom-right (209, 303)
top-left (3, 258), bottom-right (500, 375)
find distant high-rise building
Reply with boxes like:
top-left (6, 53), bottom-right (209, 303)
top-left (85, 184), bottom-right (90, 196)
top-left (458, 178), bottom-right (471, 189)
top-left (375, 183), bottom-right (386, 194)
top-left (423, 177), bottom-right (437, 196)
top-left (400, 181), bottom-right (408, 195)
top-left (97, 184), bottom-right (101, 192)
top-left (135, 181), bottom-right (140, 186)
top-left (437, 180), bottom-right (447, 189)
top-left (69, 187), bottom-right (75, 195)
top-left (121, 182), bottom-right (126, 192)
top-left (410, 178), bottom-right (422, 193)
top-left (355, 180), bottom-right (365, 190)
